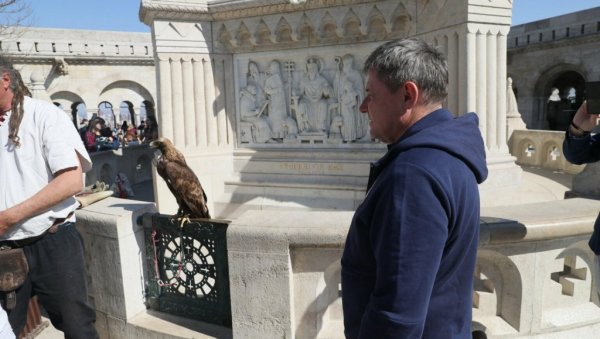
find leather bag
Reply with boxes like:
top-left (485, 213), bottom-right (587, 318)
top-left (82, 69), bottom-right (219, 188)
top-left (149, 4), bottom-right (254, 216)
top-left (0, 248), bottom-right (29, 310)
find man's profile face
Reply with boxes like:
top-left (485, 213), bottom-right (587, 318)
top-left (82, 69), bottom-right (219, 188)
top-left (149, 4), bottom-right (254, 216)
top-left (359, 70), bottom-right (407, 144)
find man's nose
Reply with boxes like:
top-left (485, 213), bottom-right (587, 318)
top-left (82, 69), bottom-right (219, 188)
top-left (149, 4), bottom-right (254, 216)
top-left (359, 98), bottom-right (368, 113)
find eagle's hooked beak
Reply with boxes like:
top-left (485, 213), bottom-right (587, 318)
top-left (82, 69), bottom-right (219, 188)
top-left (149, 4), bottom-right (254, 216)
top-left (149, 140), bottom-right (160, 149)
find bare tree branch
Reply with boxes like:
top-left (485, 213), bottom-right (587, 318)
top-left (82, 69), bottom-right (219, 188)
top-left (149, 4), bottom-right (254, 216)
top-left (0, 0), bottom-right (32, 37)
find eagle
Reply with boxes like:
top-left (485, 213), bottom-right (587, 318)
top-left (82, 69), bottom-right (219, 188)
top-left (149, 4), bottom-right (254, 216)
top-left (149, 138), bottom-right (211, 219)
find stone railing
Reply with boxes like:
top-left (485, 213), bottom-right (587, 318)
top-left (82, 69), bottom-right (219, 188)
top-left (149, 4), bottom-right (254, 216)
top-left (474, 199), bottom-right (600, 337)
top-left (0, 27), bottom-right (153, 60)
top-left (509, 129), bottom-right (584, 174)
top-left (226, 202), bottom-right (600, 338)
top-left (86, 144), bottom-right (155, 191)
top-left (74, 196), bottom-right (600, 338)
top-left (507, 7), bottom-right (600, 49)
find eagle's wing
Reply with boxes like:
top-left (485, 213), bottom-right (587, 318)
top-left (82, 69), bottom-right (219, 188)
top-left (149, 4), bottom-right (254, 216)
top-left (160, 159), bottom-right (211, 219)
top-left (156, 158), bottom-right (186, 213)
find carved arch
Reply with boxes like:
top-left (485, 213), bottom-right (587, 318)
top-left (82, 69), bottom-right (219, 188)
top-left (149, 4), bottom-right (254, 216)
top-left (318, 11), bottom-right (341, 41)
top-left (391, 3), bottom-right (411, 33)
top-left (342, 8), bottom-right (364, 37)
top-left (554, 240), bottom-right (596, 303)
top-left (366, 6), bottom-right (387, 39)
top-left (217, 23), bottom-right (234, 47)
top-left (255, 19), bottom-right (274, 45)
top-left (516, 138), bottom-right (539, 166)
top-left (236, 21), bottom-right (254, 47)
top-left (275, 17), bottom-right (294, 42)
top-left (475, 249), bottom-right (523, 331)
top-left (297, 14), bottom-right (317, 41)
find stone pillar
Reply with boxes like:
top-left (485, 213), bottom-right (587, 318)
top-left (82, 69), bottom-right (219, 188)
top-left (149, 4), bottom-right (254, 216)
top-left (424, 1), bottom-right (522, 192)
top-left (145, 17), bottom-right (235, 215)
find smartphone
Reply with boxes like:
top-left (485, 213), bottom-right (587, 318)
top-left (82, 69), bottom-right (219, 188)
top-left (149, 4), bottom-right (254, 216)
top-left (585, 81), bottom-right (600, 114)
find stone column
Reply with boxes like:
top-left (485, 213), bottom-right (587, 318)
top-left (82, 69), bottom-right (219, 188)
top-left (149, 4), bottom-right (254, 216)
top-left (424, 0), bottom-right (522, 193)
top-left (144, 17), bottom-right (235, 215)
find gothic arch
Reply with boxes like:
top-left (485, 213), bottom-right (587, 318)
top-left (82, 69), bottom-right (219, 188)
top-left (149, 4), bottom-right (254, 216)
top-left (532, 63), bottom-right (586, 130)
top-left (342, 8), bottom-right (363, 37)
top-left (275, 17), bottom-right (293, 43)
top-left (297, 14), bottom-right (317, 41)
top-left (255, 19), bottom-right (273, 45)
top-left (366, 6), bottom-right (387, 39)
top-left (318, 11), bottom-right (339, 41)
top-left (391, 3), bottom-right (412, 35)
top-left (236, 22), bottom-right (253, 47)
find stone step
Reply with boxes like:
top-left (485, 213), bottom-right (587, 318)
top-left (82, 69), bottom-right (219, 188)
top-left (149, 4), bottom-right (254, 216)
top-left (104, 310), bottom-right (232, 339)
top-left (37, 311), bottom-right (233, 339)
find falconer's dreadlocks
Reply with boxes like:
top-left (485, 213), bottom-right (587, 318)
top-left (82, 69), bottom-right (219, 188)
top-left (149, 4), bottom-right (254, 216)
top-left (0, 55), bottom-right (32, 147)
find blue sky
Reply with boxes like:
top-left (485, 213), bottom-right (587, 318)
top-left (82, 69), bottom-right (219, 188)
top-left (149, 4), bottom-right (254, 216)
top-left (21, 0), bottom-right (600, 32)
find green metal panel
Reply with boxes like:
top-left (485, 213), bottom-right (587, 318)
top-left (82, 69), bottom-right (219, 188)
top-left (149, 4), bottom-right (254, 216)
top-left (140, 213), bottom-right (232, 327)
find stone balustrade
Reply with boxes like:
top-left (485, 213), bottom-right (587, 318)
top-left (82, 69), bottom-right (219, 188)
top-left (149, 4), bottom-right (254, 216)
top-left (509, 129), bottom-right (584, 174)
top-left (0, 27), bottom-right (153, 60)
top-left (74, 196), bottom-right (600, 338)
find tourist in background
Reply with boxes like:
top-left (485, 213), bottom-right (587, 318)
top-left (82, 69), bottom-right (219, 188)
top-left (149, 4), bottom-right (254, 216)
top-left (85, 117), bottom-right (119, 152)
top-left (78, 118), bottom-right (89, 141)
top-left (341, 38), bottom-right (488, 338)
top-left (0, 56), bottom-right (99, 338)
top-left (562, 100), bottom-right (600, 296)
top-left (142, 116), bottom-right (159, 142)
top-left (137, 119), bottom-right (147, 133)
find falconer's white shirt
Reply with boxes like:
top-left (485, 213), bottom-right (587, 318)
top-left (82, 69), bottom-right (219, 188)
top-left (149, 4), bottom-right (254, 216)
top-left (0, 96), bottom-right (92, 241)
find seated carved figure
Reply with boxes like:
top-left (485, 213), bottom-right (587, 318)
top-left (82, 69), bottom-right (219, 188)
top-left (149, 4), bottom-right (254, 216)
top-left (239, 84), bottom-right (272, 143)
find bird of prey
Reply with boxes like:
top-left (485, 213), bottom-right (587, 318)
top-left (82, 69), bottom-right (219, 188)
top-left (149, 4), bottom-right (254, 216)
top-left (149, 138), bottom-right (211, 219)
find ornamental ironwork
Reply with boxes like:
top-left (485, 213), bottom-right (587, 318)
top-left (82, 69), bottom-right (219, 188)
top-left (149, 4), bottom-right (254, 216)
top-left (140, 213), bottom-right (231, 327)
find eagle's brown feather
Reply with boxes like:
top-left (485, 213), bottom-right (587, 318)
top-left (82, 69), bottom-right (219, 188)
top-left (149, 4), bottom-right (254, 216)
top-left (150, 138), bottom-right (210, 219)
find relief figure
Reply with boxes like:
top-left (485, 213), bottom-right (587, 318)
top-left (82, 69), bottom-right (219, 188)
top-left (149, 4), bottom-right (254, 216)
top-left (240, 84), bottom-right (272, 143)
top-left (265, 60), bottom-right (298, 140)
top-left (296, 57), bottom-right (333, 133)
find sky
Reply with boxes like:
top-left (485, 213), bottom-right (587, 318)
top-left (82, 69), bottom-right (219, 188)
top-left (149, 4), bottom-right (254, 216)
top-left (14, 0), bottom-right (600, 33)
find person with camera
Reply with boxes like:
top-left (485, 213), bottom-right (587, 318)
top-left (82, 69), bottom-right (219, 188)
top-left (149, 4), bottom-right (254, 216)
top-left (563, 99), bottom-right (600, 294)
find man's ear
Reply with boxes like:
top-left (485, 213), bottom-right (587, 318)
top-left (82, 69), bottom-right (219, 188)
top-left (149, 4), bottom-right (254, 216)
top-left (403, 81), bottom-right (419, 107)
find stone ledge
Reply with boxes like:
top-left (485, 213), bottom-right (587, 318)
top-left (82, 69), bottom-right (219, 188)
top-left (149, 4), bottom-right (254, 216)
top-left (228, 198), bottom-right (600, 250)
top-left (480, 197), bottom-right (600, 245)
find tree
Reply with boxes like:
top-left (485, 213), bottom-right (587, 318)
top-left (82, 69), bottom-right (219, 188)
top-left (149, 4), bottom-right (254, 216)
top-left (0, 0), bottom-right (31, 36)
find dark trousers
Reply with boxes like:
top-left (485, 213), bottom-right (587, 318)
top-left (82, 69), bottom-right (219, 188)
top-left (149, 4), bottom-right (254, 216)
top-left (2, 222), bottom-right (99, 339)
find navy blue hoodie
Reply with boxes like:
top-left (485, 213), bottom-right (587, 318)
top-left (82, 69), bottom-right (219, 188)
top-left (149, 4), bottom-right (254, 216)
top-left (341, 109), bottom-right (488, 339)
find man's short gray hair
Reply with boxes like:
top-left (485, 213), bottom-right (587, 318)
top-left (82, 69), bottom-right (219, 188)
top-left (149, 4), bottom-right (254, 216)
top-left (363, 38), bottom-right (448, 105)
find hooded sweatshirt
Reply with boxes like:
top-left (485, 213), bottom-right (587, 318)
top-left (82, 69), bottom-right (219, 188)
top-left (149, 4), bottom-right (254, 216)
top-left (341, 108), bottom-right (488, 339)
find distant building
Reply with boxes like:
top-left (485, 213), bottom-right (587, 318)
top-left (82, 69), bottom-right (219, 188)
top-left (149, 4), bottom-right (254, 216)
top-left (0, 27), bottom-right (156, 128)
top-left (507, 6), bottom-right (600, 130)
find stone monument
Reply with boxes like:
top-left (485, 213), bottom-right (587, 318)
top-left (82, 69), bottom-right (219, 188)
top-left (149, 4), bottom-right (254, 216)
top-left (140, 0), bottom-right (519, 216)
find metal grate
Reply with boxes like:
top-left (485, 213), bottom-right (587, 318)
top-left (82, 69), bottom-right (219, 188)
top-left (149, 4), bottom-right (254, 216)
top-left (140, 213), bottom-right (231, 327)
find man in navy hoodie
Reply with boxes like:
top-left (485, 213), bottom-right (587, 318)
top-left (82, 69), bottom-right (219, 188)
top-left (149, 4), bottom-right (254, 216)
top-left (341, 38), bottom-right (488, 338)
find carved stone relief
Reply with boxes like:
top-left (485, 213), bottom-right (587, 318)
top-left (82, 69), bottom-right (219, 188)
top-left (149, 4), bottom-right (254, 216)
top-left (237, 51), bottom-right (372, 145)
